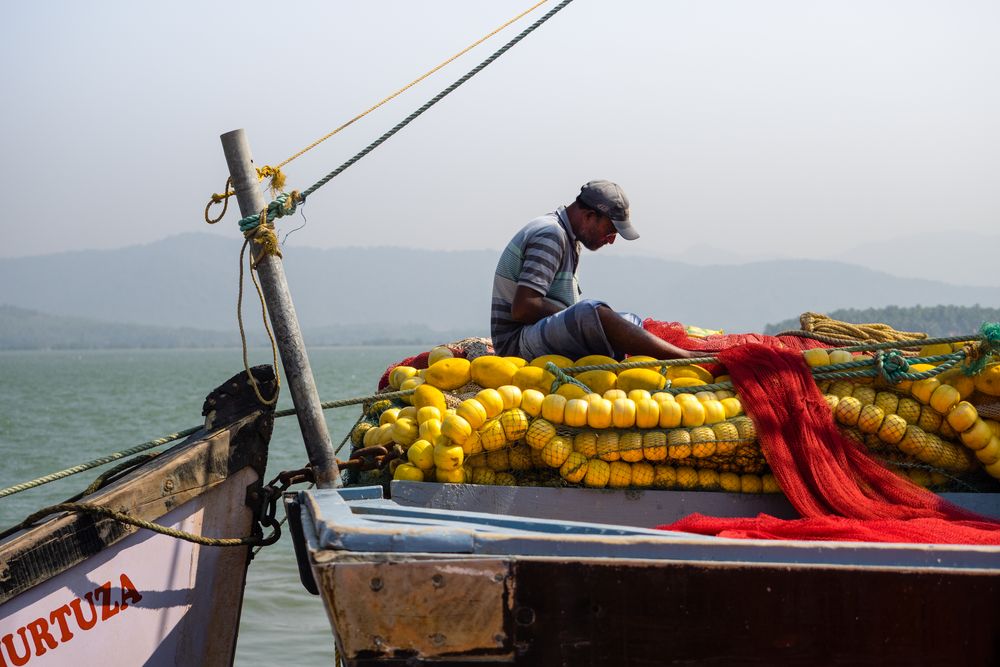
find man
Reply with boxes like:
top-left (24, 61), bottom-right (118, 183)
top-left (491, 180), bottom-right (699, 361)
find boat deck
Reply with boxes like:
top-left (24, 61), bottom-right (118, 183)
top-left (296, 482), bottom-right (1000, 570)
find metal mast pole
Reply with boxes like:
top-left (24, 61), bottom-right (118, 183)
top-left (220, 128), bottom-right (341, 488)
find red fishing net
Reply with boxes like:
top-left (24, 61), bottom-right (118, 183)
top-left (655, 340), bottom-right (1000, 544)
top-left (378, 351), bottom-right (431, 390)
top-left (642, 319), bottom-right (830, 353)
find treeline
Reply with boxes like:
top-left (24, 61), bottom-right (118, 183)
top-left (764, 305), bottom-right (1000, 338)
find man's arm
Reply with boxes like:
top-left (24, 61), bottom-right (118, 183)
top-left (510, 285), bottom-right (565, 324)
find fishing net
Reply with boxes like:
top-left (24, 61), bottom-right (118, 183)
top-left (642, 319), bottom-right (831, 353)
top-left (657, 343), bottom-right (1000, 544)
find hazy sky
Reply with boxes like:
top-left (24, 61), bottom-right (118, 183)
top-left (2, 1), bottom-right (997, 261)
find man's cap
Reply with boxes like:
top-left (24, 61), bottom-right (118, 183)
top-left (578, 180), bottom-right (638, 240)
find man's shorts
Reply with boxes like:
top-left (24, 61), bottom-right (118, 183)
top-left (516, 299), bottom-right (642, 360)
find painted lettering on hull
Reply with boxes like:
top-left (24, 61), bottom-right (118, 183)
top-left (0, 573), bottom-right (142, 666)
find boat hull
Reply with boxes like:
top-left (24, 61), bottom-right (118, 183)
top-left (291, 483), bottom-right (1000, 666)
top-left (0, 368), bottom-right (274, 667)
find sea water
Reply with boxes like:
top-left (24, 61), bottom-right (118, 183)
top-left (0, 346), bottom-right (423, 665)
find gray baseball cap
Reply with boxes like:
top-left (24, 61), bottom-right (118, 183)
top-left (578, 180), bottom-right (638, 240)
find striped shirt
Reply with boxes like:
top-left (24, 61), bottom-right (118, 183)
top-left (491, 207), bottom-right (581, 356)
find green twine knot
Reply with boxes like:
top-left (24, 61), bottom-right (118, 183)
top-left (963, 321), bottom-right (1000, 376)
top-left (545, 362), bottom-right (593, 396)
top-left (238, 191), bottom-right (301, 233)
top-left (873, 350), bottom-right (909, 385)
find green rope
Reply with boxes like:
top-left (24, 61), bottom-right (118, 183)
top-left (559, 356), bottom-right (717, 374)
top-left (656, 381), bottom-right (735, 395)
top-left (275, 388), bottom-right (415, 418)
top-left (0, 427), bottom-right (200, 499)
top-left (0, 388), bottom-right (415, 499)
top-left (545, 362), bottom-right (594, 395)
top-left (830, 332), bottom-right (978, 353)
top-left (236, 0), bottom-right (578, 232)
top-left (812, 352), bottom-right (965, 384)
top-left (963, 321), bottom-right (1000, 376)
top-left (238, 191), bottom-right (299, 234)
top-left (872, 350), bottom-right (909, 385)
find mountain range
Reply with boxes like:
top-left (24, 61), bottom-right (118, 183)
top-left (1, 233), bottom-right (997, 348)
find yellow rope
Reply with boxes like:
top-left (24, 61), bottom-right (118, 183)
top-left (20, 503), bottom-right (272, 547)
top-left (205, 168), bottom-right (288, 223)
top-left (203, 0), bottom-right (549, 223)
top-left (799, 312), bottom-right (928, 344)
top-left (205, 178), bottom-right (233, 224)
top-left (274, 0), bottom-right (550, 170)
top-left (237, 207), bottom-right (282, 406)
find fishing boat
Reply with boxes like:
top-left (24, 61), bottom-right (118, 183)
top-left (284, 332), bottom-right (1000, 666)
top-left (0, 367), bottom-right (278, 665)
top-left (3, 1), bottom-right (1000, 665)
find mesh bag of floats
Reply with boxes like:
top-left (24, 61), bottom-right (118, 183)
top-left (352, 322), bottom-right (1000, 543)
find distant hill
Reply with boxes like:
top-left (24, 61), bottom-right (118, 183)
top-left (0, 305), bottom-right (478, 350)
top-left (0, 305), bottom-right (236, 350)
top-left (651, 232), bottom-right (1000, 289)
top-left (764, 305), bottom-right (1000, 338)
top-left (830, 232), bottom-right (1000, 288)
top-left (1, 233), bottom-right (998, 338)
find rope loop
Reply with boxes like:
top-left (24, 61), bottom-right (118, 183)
top-left (873, 350), bottom-right (909, 385)
top-left (205, 178), bottom-right (233, 224)
top-left (545, 361), bottom-right (593, 395)
top-left (237, 237), bottom-right (281, 406)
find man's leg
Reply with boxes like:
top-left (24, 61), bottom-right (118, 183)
top-left (517, 300), bottom-right (617, 360)
top-left (597, 305), bottom-right (695, 360)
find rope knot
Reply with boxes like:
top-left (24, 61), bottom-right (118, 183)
top-left (246, 224), bottom-right (282, 267)
top-left (545, 362), bottom-right (593, 396)
top-left (963, 321), bottom-right (1000, 376)
top-left (873, 350), bottom-right (909, 385)
top-left (238, 191), bottom-right (300, 234)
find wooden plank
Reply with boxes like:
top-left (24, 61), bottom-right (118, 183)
top-left (317, 558), bottom-right (512, 661)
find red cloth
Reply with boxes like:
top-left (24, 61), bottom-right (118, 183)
top-left (654, 341), bottom-right (1000, 544)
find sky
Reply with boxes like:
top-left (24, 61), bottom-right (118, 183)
top-left (2, 0), bottom-right (998, 262)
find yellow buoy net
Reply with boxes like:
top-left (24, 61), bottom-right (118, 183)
top-left (361, 346), bottom-right (1000, 492)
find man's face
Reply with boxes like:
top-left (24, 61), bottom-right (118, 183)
top-left (579, 210), bottom-right (618, 251)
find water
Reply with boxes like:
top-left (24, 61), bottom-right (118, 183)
top-left (0, 346), bottom-right (423, 665)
